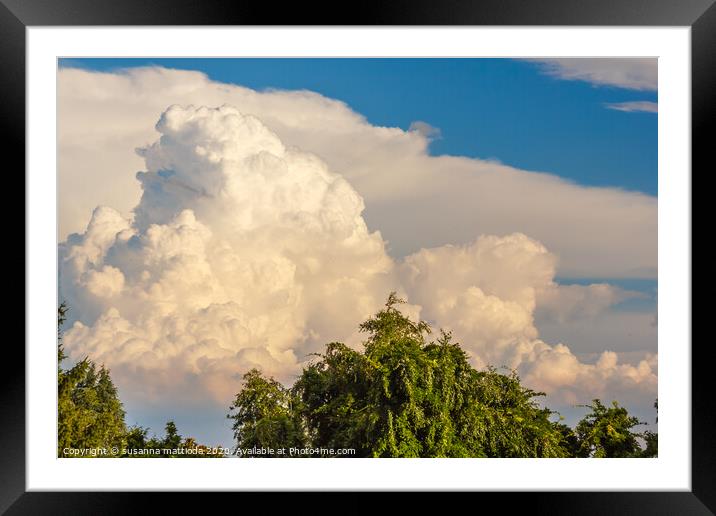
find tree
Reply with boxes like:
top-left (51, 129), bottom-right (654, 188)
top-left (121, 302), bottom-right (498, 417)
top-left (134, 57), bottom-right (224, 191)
top-left (124, 426), bottom-right (151, 452)
top-left (639, 398), bottom-right (658, 458)
top-left (460, 367), bottom-right (568, 458)
top-left (58, 302), bottom-right (68, 366)
top-left (235, 293), bottom-right (571, 457)
top-left (123, 421), bottom-right (225, 457)
top-left (553, 422), bottom-right (581, 457)
top-left (574, 399), bottom-right (645, 457)
top-left (640, 430), bottom-right (658, 458)
top-left (228, 369), bottom-right (306, 454)
top-left (161, 421), bottom-right (182, 450)
top-left (58, 303), bottom-right (127, 456)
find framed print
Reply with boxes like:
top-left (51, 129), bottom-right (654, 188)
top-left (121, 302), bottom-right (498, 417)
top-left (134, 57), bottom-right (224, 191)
top-left (4, 0), bottom-right (710, 511)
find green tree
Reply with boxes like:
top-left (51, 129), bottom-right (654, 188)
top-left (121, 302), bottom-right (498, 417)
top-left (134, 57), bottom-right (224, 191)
top-left (123, 421), bottom-right (225, 458)
top-left (461, 367), bottom-right (568, 458)
top-left (58, 302), bottom-right (68, 366)
top-left (640, 431), bottom-right (658, 458)
top-left (228, 369), bottom-right (306, 454)
top-left (237, 293), bottom-right (571, 457)
top-left (58, 303), bottom-right (127, 456)
top-left (553, 421), bottom-right (581, 457)
top-left (124, 425), bottom-right (150, 452)
top-left (574, 399), bottom-right (645, 457)
top-left (639, 398), bottom-right (658, 458)
top-left (161, 421), bottom-right (182, 449)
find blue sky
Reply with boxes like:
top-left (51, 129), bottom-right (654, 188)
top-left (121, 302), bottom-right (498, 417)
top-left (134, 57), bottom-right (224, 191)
top-left (60, 58), bottom-right (658, 195)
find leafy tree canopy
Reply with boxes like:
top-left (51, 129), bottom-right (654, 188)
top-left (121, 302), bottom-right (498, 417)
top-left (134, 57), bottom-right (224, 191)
top-left (574, 399), bottom-right (646, 458)
top-left (123, 421), bottom-right (225, 458)
top-left (228, 369), bottom-right (307, 454)
top-left (58, 303), bottom-right (126, 456)
top-left (230, 293), bottom-right (646, 458)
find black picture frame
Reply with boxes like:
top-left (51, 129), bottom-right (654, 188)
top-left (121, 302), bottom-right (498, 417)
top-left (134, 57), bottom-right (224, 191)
top-left (3, 0), bottom-right (708, 511)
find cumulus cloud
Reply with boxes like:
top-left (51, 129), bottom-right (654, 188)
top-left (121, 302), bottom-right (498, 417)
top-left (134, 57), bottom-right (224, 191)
top-left (397, 235), bottom-right (656, 405)
top-left (523, 347), bottom-right (657, 407)
top-left (58, 66), bottom-right (657, 279)
top-left (59, 105), bottom-right (656, 415)
top-left (604, 101), bottom-right (658, 113)
top-left (60, 105), bottom-right (394, 403)
top-left (529, 58), bottom-right (658, 91)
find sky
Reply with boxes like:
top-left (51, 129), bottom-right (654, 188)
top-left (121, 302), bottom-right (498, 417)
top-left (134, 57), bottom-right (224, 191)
top-left (61, 58), bottom-right (658, 194)
top-left (57, 58), bottom-right (658, 447)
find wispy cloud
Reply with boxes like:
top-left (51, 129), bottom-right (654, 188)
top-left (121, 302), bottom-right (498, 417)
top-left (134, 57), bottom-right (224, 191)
top-left (529, 58), bottom-right (657, 91)
top-left (408, 120), bottom-right (442, 141)
top-left (604, 101), bottom-right (658, 113)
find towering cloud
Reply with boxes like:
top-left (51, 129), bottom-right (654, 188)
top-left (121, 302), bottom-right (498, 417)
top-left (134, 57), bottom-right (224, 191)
top-left (60, 105), bottom-right (656, 418)
top-left (58, 66), bottom-right (657, 279)
top-left (60, 105), bottom-right (395, 403)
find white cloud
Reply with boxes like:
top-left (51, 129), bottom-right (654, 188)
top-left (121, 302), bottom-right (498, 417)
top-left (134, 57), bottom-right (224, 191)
top-left (61, 105), bottom-right (395, 404)
top-left (397, 235), bottom-right (656, 405)
top-left (523, 347), bottom-right (657, 407)
top-left (58, 66), bottom-right (657, 279)
top-left (529, 58), bottom-right (657, 91)
top-left (605, 101), bottom-right (658, 113)
top-left (60, 105), bottom-right (656, 415)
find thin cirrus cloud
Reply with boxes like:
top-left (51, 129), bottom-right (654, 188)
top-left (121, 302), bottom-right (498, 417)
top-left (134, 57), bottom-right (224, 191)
top-left (604, 101), bottom-right (658, 113)
top-left (528, 58), bottom-right (658, 116)
top-left (529, 58), bottom-right (657, 91)
top-left (59, 105), bottom-right (656, 430)
top-left (58, 66), bottom-right (657, 280)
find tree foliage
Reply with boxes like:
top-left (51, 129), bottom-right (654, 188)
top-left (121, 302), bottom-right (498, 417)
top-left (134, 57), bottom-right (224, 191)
top-left (230, 293), bottom-right (655, 458)
top-left (58, 303), bottom-right (127, 456)
top-left (290, 295), bottom-right (566, 457)
top-left (122, 421), bottom-right (225, 457)
top-left (574, 399), bottom-right (645, 458)
top-left (228, 369), bottom-right (307, 454)
top-left (639, 398), bottom-right (659, 458)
